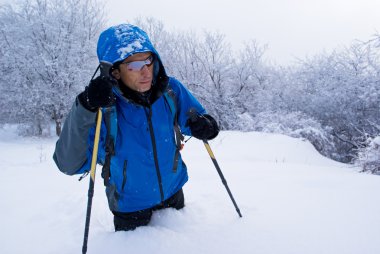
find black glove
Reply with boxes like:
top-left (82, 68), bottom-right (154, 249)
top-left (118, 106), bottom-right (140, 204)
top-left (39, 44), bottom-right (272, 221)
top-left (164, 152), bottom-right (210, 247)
top-left (78, 76), bottom-right (116, 112)
top-left (186, 114), bottom-right (219, 140)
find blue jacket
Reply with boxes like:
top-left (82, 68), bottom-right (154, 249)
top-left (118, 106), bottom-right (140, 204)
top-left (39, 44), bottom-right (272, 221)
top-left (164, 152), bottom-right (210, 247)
top-left (80, 77), bottom-right (204, 212)
top-left (54, 24), bottom-right (206, 212)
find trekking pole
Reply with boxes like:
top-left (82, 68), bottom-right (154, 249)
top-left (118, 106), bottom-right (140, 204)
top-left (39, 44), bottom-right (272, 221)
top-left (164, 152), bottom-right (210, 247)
top-left (82, 108), bottom-right (102, 254)
top-left (82, 61), bottom-right (112, 254)
top-left (202, 139), bottom-right (242, 218)
top-left (188, 109), bottom-right (242, 218)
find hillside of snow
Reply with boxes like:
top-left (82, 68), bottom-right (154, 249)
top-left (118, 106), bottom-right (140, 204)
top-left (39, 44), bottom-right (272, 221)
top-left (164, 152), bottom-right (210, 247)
top-left (0, 126), bottom-right (379, 254)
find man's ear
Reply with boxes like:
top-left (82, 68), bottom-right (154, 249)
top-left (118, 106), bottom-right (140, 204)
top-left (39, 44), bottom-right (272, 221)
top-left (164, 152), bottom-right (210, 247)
top-left (111, 69), bottom-right (121, 80)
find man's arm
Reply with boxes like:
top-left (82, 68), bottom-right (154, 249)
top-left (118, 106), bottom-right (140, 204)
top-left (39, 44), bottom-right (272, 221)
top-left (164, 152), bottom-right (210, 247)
top-left (168, 77), bottom-right (206, 135)
top-left (53, 74), bottom-right (115, 175)
top-left (53, 97), bottom-right (97, 175)
top-left (168, 77), bottom-right (219, 140)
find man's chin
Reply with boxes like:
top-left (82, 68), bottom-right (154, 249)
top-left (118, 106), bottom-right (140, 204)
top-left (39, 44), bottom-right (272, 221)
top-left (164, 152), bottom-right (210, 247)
top-left (136, 84), bottom-right (152, 92)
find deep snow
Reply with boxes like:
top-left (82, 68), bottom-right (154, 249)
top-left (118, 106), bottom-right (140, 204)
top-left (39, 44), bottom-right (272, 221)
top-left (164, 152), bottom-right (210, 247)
top-left (0, 125), bottom-right (379, 254)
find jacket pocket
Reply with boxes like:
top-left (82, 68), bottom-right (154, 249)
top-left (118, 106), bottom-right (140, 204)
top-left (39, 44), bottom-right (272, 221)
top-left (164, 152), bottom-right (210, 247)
top-left (122, 160), bottom-right (128, 191)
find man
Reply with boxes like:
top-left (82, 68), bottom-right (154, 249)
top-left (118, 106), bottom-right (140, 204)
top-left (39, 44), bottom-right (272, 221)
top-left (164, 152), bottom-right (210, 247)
top-left (53, 24), bottom-right (219, 231)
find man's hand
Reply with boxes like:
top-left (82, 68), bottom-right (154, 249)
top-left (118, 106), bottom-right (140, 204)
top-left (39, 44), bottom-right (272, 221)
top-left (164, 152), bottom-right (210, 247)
top-left (186, 114), bottom-right (219, 140)
top-left (79, 76), bottom-right (116, 112)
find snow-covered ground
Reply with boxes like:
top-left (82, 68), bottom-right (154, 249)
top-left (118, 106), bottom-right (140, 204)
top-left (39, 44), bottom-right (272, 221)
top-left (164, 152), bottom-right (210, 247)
top-left (1, 125), bottom-right (379, 254)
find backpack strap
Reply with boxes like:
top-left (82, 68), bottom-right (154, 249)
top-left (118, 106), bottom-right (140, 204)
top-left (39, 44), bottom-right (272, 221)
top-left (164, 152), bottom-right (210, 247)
top-left (163, 87), bottom-right (184, 173)
top-left (101, 105), bottom-right (117, 186)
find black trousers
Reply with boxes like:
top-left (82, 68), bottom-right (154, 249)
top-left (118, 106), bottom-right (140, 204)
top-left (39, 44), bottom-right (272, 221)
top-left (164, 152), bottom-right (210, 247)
top-left (112, 188), bottom-right (185, 231)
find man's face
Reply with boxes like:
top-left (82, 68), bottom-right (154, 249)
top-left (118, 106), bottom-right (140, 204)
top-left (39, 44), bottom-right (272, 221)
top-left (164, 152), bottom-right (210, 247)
top-left (112, 52), bottom-right (154, 93)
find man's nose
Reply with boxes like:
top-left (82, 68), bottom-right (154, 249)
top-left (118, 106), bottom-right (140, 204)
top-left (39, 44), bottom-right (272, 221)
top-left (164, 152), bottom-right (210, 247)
top-left (140, 64), bottom-right (150, 73)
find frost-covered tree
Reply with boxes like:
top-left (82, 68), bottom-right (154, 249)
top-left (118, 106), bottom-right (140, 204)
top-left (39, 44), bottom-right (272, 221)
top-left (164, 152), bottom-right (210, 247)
top-left (282, 37), bottom-right (380, 162)
top-left (163, 29), bottom-right (239, 129)
top-left (133, 16), bottom-right (169, 52)
top-left (189, 31), bottom-right (239, 129)
top-left (47, 15), bottom-right (378, 167)
top-left (357, 135), bottom-right (380, 174)
top-left (233, 40), bottom-right (275, 114)
top-left (0, 0), bottom-right (105, 136)
top-left (159, 30), bottom-right (210, 92)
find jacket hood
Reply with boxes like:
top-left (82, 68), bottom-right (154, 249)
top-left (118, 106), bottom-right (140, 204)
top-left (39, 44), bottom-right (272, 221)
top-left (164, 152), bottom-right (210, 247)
top-left (97, 24), bottom-right (169, 106)
top-left (97, 24), bottom-right (159, 64)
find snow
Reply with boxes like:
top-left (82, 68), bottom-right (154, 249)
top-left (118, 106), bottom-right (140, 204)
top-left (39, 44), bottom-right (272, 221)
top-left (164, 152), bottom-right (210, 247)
top-left (118, 41), bottom-right (143, 59)
top-left (0, 126), bottom-right (379, 254)
top-left (373, 136), bottom-right (380, 146)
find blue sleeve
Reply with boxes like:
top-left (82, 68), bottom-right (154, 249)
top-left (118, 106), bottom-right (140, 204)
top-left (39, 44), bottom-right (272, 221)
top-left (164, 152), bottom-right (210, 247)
top-left (168, 77), bottom-right (206, 136)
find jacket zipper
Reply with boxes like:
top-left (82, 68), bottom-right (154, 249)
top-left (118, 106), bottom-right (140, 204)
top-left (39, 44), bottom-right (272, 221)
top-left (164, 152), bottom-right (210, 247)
top-left (145, 105), bottom-right (165, 203)
top-left (122, 160), bottom-right (127, 191)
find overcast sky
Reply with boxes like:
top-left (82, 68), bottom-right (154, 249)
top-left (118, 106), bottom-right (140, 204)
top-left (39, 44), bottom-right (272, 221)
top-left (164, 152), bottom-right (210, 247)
top-left (1, 0), bottom-right (378, 65)
top-left (104, 0), bottom-right (380, 65)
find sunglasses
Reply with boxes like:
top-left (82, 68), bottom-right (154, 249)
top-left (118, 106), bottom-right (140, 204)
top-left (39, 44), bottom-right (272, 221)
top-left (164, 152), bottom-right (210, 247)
top-left (121, 55), bottom-right (154, 71)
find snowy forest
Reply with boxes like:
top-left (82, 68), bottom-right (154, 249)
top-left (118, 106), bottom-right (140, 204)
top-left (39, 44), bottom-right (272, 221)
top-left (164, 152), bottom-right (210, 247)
top-left (0, 0), bottom-right (379, 173)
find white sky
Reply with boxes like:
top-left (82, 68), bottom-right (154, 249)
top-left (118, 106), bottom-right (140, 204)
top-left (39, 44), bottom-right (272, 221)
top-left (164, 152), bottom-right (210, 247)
top-left (104, 0), bottom-right (380, 65)
top-left (0, 0), bottom-right (378, 65)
